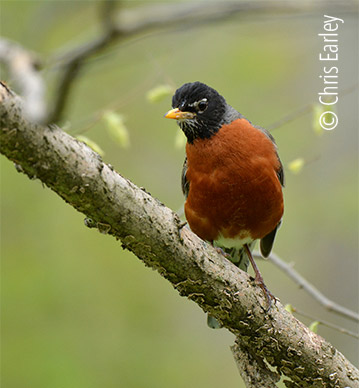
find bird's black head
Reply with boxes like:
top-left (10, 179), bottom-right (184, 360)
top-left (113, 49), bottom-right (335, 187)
top-left (165, 82), bottom-right (227, 144)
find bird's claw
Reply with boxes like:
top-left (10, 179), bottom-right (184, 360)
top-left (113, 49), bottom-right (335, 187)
top-left (256, 279), bottom-right (277, 312)
top-left (176, 220), bottom-right (187, 242)
top-left (213, 246), bottom-right (231, 259)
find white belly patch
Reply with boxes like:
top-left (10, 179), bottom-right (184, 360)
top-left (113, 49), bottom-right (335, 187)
top-left (215, 232), bottom-right (253, 249)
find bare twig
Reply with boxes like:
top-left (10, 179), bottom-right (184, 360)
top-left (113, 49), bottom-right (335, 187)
top-left (266, 83), bottom-right (358, 131)
top-left (266, 104), bottom-right (313, 131)
top-left (253, 251), bottom-right (359, 322)
top-left (113, 0), bottom-right (358, 36)
top-left (1, 82), bottom-right (358, 388)
top-left (293, 308), bottom-right (359, 339)
top-left (0, 38), bottom-right (46, 123)
top-left (47, 0), bottom-right (121, 124)
top-left (47, 0), bottom-right (358, 125)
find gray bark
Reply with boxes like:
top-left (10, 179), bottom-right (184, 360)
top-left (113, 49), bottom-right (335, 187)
top-left (1, 82), bottom-right (358, 388)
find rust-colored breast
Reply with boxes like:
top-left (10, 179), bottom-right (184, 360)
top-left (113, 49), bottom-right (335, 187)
top-left (184, 118), bottom-right (284, 243)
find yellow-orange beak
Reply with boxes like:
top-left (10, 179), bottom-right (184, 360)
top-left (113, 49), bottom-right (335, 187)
top-left (164, 108), bottom-right (196, 120)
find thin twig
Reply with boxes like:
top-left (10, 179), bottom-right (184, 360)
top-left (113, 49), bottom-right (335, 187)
top-left (292, 308), bottom-right (359, 339)
top-left (266, 104), bottom-right (312, 131)
top-left (266, 83), bottom-right (358, 131)
top-left (69, 70), bottom-right (156, 136)
top-left (113, 1), bottom-right (357, 36)
top-left (47, 0), bottom-right (121, 124)
top-left (253, 251), bottom-right (359, 322)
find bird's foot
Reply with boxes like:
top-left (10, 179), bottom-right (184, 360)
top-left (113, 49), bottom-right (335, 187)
top-left (176, 219), bottom-right (187, 242)
top-left (243, 243), bottom-right (277, 312)
top-left (255, 275), bottom-right (277, 312)
top-left (213, 246), bottom-right (231, 259)
top-left (177, 221), bottom-right (187, 229)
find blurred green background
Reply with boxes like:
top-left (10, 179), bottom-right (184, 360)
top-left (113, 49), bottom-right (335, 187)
top-left (1, 1), bottom-right (358, 387)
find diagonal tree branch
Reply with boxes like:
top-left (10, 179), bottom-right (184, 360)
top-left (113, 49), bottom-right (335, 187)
top-left (1, 83), bottom-right (358, 388)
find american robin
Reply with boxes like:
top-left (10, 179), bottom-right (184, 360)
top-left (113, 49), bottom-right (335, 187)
top-left (165, 82), bottom-right (284, 311)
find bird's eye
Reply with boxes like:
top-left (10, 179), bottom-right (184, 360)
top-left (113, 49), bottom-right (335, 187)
top-left (197, 99), bottom-right (208, 113)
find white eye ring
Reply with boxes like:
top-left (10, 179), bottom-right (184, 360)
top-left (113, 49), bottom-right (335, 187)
top-left (196, 98), bottom-right (208, 113)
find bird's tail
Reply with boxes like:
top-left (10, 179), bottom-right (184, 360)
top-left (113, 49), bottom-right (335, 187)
top-left (207, 243), bottom-right (255, 329)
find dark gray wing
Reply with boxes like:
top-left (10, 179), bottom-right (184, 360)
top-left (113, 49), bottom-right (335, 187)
top-left (276, 154), bottom-right (285, 187)
top-left (256, 125), bottom-right (284, 257)
top-left (260, 152), bottom-right (284, 257)
top-left (181, 156), bottom-right (189, 198)
top-left (260, 223), bottom-right (280, 258)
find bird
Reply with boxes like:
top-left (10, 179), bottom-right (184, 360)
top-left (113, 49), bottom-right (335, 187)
top-left (164, 81), bottom-right (284, 318)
